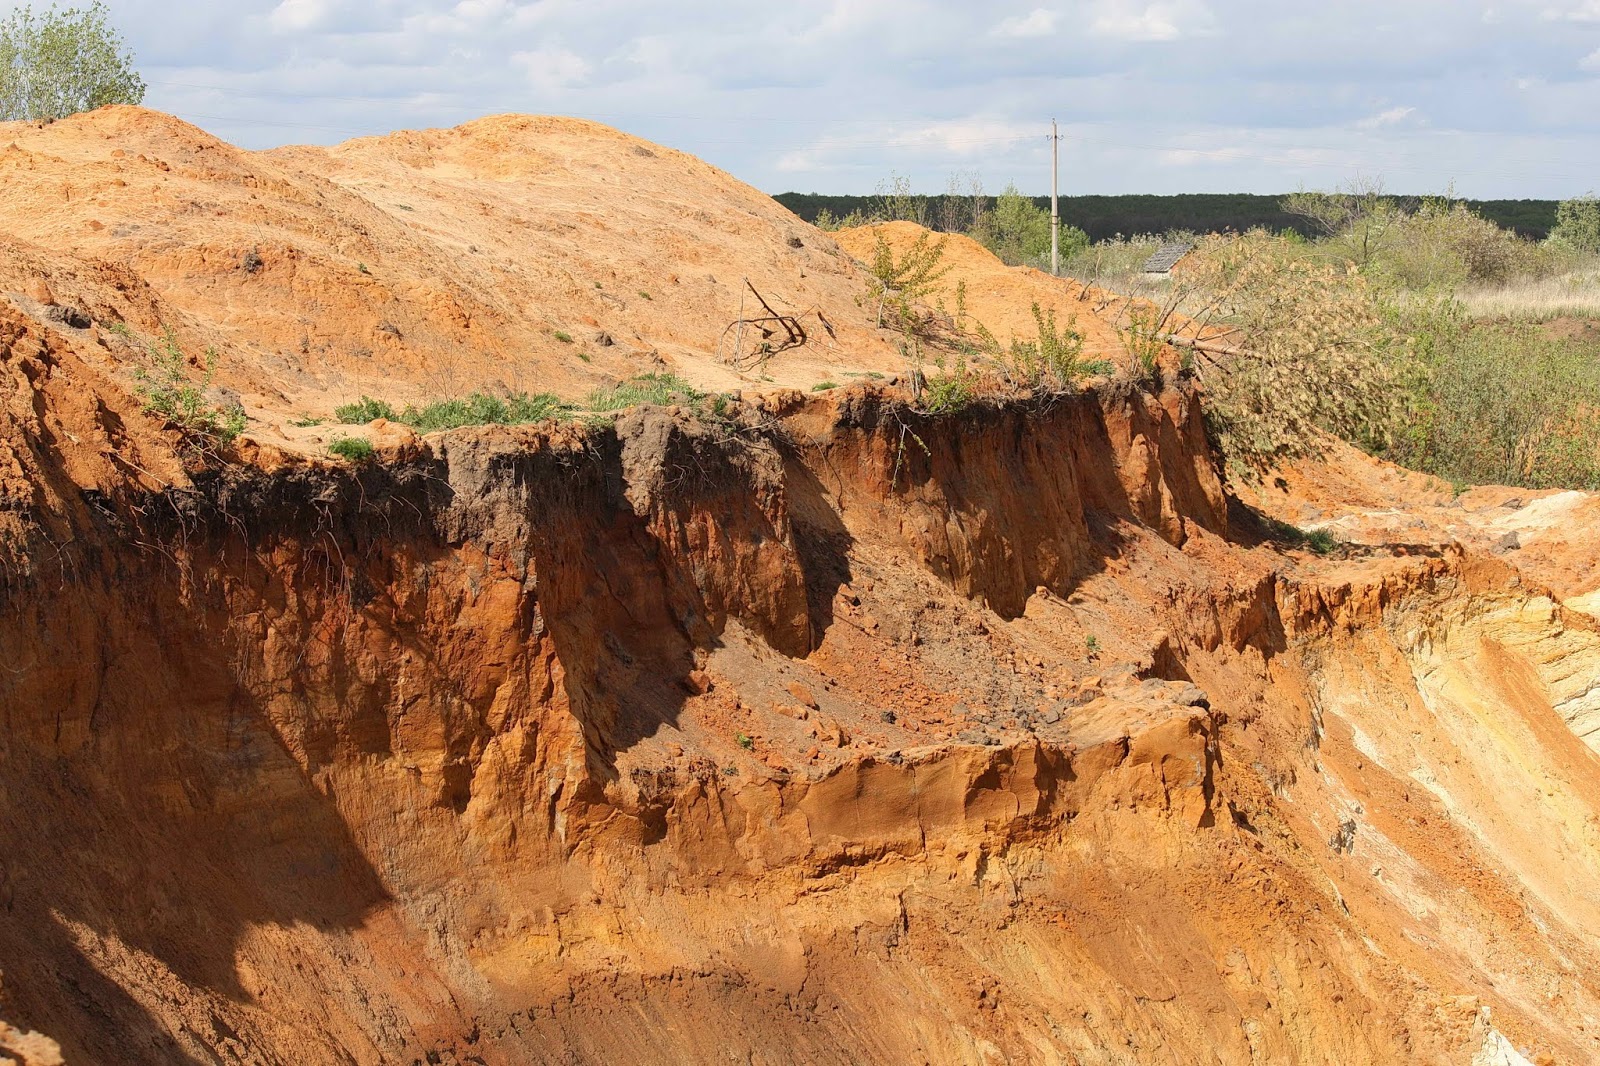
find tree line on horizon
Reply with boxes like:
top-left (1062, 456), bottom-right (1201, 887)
top-left (774, 191), bottom-right (1562, 243)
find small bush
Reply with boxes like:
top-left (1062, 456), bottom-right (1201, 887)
top-left (553, 331), bottom-right (574, 343)
top-left (1008, 303), bottom-right (1092, 389)
top-left (866, 229), bottom-right (952, 335)
top-left (337, 391), bottom-right (572, 432)
top-left (402, 391), bottom-right (572, 432)
top-left (133, 329), bottom-right (246, 444)
top-left (1262, 516), bottom-right (1339, 555)
top-left (328, 436), bottom-right (375, 462)
top-left (1305, 529), bottom-right (1338, 555)
top-left (812, 380), bottom-right (838, 391)
top-left (334, 396), bottom-right (398, 423)
top-left (1550, 194), bottom-right (1600, 256)
top-left (1120, 304), bottom-right (1166, 384)
top-left (1383, 313), bottom-right (1600, 490)
top-left (586, 372), bottom-right (702, 411)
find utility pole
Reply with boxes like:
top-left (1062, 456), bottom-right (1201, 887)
top-left (1050, 118), bottom-right (1061, 276)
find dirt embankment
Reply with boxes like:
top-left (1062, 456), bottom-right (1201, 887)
top-left (2, 110), bottom-right (1599, 1066)
top-left (3, 291), bottom-right (1599, 1063)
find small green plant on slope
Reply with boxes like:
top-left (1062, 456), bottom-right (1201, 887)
top-left (812, 380), bottom-right (838, 391)
top-left (328, 436), bottom-right (375, 462)
top-left (133, 329), bottom-right (245, 443)
top-left (586, 372), bottom-right (703, 412)
top-left (866, 228), bottom-right (952, 334)
top-left (334, 392), bottom-right (572, 432)
top-left (919, 353), bottom-right (977, 414)
top-left (1008, 303), bottom-right (1106, 389)
top-left (1261, 515), bottom-right (1338, 555)
top-left (1120, 304), bottom-right (1167, 385)
top-left (335, 396), bottom-right (398, 423)
top-left (403, 392), bottom-right (571, 432)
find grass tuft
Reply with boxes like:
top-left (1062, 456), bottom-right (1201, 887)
top-left (334, 391), bottom-right (572, 432)
top-left (328, 436), bottom-right (375, 462)
top-left (334, 396), bottom-right (398, 423)
top-left (586, 372), bottom-right (702, 411)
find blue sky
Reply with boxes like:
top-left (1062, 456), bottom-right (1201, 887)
top-left (20, 0), bottom-right (1600, 197)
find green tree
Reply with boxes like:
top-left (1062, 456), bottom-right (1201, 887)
top-left (1281, 178), bottom-right (1399, 268)
top-left (1549, 194), bottom-right (1600, 255)
top-left (980, 183), bottom-right (1088, 270)
top-left (0, 2), bottom-right (145, 122)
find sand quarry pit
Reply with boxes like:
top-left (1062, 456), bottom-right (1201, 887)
top-left (1, 108), bottom-right (1598, 1066)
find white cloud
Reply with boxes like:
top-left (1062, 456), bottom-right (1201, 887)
top-left (268, 0), bottom-right (330, 32)
top-left (1090, 0), bottom-right (1212, 41)
top-left (1582, 46), bottom-right (1600, 69)
top-left (1541, 0), bottom-right (1600, 20)
top-left (993, 8), bottom-right (1059, 38)
top-left (512, 48), bottom-right (591, 93)
top-left (1356, 106), bottom-right (1417, 128)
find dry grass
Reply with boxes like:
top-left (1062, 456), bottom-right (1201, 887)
top-left (1455, 268), bottom-right (1600, 322)
top-left (1059, 236), bottom-right (1165, 297)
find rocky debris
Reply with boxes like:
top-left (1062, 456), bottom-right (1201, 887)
top-left (42, 305), bottom-right (89, 329)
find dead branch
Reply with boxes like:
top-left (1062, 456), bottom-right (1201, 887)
top-left (717, 279), bottom-right (810, 372)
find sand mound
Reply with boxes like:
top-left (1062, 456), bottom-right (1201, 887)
top-left (833, 220), bottom-right (1147, 364)
top-left (0, 106), bottom-right (910, 449)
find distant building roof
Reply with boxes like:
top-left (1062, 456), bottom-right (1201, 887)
top-left (1141, 241), bottom-right (1195, 274)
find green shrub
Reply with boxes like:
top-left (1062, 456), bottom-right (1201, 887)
top-left (1261, 516), bottom-right (1339, 554)
top-left (402, 391), bottom-right (571, 431)
top-left (553, 331), bottom-right (574, 343)
top-left (1120, 304), bottom-right (1166, 384)
top-left (132, 329), bottom-right (245, 443)
top-left (337, 391), bottom-right (571, 432)
top-left (1305, 529), bottom-right (1338, 555)
top-left (920, 359), bottom-right (977, 414)
top-left (334, 396), bottom-right (398, 423)
top-left (328, 436), bottom-right (375, 462)
top-left (1383, 312), bottom-right (1600, 490)
top-left (1550, 194), bottom-right (1600, 256)
top-left (1176, 231), bottom-right (1400, 473)
top-left (586, 372), bottom-right (703, 411)
top-left (1008, 303), bottom-right (1093, 389)
top-left (976, 183), bottom-right (1089, 270)
top-left (812, 380), bottom-right (838, 391)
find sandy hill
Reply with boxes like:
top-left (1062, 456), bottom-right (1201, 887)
top-left (0, 108), bottom-right (913, 435)
top-left (0, 110), bottom-right (1162, 453)
top-left (2, 109), bottom-right (1600, 1066)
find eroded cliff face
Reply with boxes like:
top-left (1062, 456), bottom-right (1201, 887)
top-left (2, 309), bottom-right (1597, 1065)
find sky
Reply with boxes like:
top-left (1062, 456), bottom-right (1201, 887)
top-left (14, 0), bottom-right (1600, 198)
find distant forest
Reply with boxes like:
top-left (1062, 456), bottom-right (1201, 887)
top-left (772, 192), bottom-right (1561, 242)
